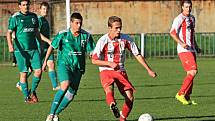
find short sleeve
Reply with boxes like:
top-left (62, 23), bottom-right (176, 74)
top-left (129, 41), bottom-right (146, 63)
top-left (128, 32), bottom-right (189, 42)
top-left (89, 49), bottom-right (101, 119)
top-left (92, 38), bottom-right (103, 60)
top-left (8, 16), bottom-right (16, 31)
top-left (125, 35), bottom-right (140, 56)
top-left (170, 17), bottom-right (181, 35)
top-left (86, 34), bottom-right (95, 53)
top-left (51, 33), bottom-right (62, 49)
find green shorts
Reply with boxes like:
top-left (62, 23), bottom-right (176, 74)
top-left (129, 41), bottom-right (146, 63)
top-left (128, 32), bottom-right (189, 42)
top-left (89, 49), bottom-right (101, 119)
top-left (41, 49), bottom-right (54, 63)
top-left (14, 50), bottom-right (41, 72)
top-left (57, 62), bottom-right (82, 95)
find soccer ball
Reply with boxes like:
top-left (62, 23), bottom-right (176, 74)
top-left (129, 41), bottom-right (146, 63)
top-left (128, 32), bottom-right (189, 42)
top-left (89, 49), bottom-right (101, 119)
top-left (138, 113), bottom-right (153, 121)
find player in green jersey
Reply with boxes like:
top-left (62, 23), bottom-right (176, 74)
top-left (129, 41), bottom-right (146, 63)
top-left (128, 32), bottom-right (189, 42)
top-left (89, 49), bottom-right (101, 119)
top-left (38, 2), bottom-right (59, 91)
top-left (44, 12), bottom-right (95, 121)
top-left (16, 2), bottom-right (60, 91)
top-left (6, 0), bottom-right (51, 103)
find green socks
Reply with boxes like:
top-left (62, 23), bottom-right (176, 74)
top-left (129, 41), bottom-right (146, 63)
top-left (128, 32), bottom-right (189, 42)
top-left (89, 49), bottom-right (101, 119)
top-left (48, 71), bottom-right (58, 88)
top-left (31, 76), bottom-right (41, 93)
top-left (55, 87), bottom-right (75, 115)
top-left (20, 82), bottom-right (29, 98)
top-left (50, 89), bottom-right (65, 114)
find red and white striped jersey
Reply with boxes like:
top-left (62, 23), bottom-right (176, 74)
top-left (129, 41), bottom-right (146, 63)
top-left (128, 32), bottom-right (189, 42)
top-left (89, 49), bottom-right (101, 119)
top-left (170, 13), bottom-right (196, 53)
top-left (92, 33), bottom-right (139, 72)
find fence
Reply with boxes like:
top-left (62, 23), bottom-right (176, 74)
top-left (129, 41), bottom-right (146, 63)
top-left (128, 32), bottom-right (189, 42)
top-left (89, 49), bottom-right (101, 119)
top-left (1, 32), bottom-right (215, 63)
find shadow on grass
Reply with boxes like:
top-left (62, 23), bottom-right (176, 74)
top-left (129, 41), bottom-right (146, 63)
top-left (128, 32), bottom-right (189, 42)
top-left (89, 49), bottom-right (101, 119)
top-left (79, 82), bottom-right (215, 90)
top-left (64, 94), bottom-right (215, 102)
top-left (91, 114), bottom-right (215, 121)
top-left (155, 114), bottom-right (215, 121)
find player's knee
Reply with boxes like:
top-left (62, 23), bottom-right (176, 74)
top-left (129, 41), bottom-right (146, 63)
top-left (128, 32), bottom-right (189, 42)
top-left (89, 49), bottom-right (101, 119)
top-left (60, 81), bottom-right (70, 91)
top-left (47, 61), bottom-right (55, 70)
top-left (20, 72), bottom-right (27, 79)
top-left (188, 70), bottom-right (198, 76)
top-left (124, 93), bottom-right (134, 103)
top-left (34, 69), bottom-right (42, 76)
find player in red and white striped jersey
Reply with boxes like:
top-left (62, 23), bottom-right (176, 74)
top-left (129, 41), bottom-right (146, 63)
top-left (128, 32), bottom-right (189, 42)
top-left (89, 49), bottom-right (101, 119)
top-left (170, 0), bottom-right (201, 105)
top-left (92, 16), bottom-right (156, 121)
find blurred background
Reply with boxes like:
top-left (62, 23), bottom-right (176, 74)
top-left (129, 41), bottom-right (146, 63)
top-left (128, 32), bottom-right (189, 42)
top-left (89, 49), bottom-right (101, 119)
top-left (1, 0), bottom-right (215, 62)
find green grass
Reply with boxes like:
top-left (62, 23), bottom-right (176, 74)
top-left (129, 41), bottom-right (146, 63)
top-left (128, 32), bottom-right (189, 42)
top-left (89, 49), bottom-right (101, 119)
top-left (0, 58), bottom-right (215, 121)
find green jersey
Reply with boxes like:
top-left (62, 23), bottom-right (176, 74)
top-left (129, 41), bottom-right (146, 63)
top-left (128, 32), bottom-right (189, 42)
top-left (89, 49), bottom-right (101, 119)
top-left (38, 15), bottom-right (50, 49)
top-left (8, 11), bottom-right (39, 51)
top-left (51, 29), bottom-right (95, 73)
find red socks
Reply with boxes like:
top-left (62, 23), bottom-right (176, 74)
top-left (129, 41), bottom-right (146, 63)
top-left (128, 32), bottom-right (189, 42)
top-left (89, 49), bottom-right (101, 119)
top-left (179, 74), bottom-right (194, 95)
top-left (106, 92), bottom-right (115, 105)
top-left (121, 100), bottom-right (133, 119)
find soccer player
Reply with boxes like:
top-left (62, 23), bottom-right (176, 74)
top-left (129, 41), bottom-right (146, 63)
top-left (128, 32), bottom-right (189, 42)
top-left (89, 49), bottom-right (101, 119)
top-left (38, 2), bottom-right (59, 90)
top-left (91, 16), bottom-right (156, 121)
top-left (6, 0), bottom-right (50, 103)
top-left (44, 12), bottom-right (95, 121)
top-left (170, 0), bottom-right (201, 105)
top-left (15, 2), bottom-right (59, 91)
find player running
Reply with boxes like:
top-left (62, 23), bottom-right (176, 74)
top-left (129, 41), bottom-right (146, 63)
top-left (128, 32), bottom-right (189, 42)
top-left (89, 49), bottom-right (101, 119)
top-left (91, 16), bottom-right (156, 121)
top-left (44, 12), bottom-right (95, 121)
top-left (170, 0), bottom-right (201, 105)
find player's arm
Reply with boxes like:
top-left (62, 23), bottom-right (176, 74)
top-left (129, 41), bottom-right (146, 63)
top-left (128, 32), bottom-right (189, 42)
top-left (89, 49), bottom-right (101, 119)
top-left (170, 31), bottom-right (188, 49)
top-left (134, 54), bottom-right (156, 78)
top-left (42, 45), bottom-right (53, 71)
top-left (6, 30), bottom-right (14, 52)
top-left (170, 18), bottom-right (188, 49)
top-left (40, 33), bottom-right (52, 45)
top-left (35, 29), bottom-right (44, 53)
top-left (92, 58), bottom-right (119, 70)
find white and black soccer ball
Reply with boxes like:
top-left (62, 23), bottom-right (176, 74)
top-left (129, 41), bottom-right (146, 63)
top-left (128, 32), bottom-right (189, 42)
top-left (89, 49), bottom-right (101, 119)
top-left (138, 113), bottom-right (153, 121)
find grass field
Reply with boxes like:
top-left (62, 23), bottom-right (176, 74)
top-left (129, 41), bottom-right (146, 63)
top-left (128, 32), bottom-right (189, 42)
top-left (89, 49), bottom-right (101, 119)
top-left (0, 58), bottom-right (215, 121)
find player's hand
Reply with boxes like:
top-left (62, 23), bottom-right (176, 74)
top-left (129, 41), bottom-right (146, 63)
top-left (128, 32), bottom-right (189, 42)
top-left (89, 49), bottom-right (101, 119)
top-left (181, 43), bottom-right (189, 49)
top-left (196, 47), bottom-right (201, 53)
top-left (8, 45), bottom-right (14, 52)
top-left (148, 70), bottom-right (157, 78)
top-left (42, 62), bottom-right (47, 72)
top-left (109, 62), bottom-right (120, 70)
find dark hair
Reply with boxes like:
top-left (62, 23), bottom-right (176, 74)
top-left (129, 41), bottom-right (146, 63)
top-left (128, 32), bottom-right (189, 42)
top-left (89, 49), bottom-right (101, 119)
top-left (70, 12), bottom-right (83, 22)
top-left (181, 0), bottom-right (192, 12)
top-left (108, 16), bottom-right (122, 27)
top-left (181, 0), bottom-right (192, 7)
top-left (40, 2), bottom-right (49, 9)
top-left (18, 0), bottom-right (30, 5)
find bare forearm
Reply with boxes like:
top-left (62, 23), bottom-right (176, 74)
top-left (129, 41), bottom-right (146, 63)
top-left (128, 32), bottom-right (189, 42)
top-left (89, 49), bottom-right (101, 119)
top-left (6, 31), bottom-right (14, 52)
top-left (44, 46), bottom-right (53, 63)
top-left (40, 34), bottom-right (51, 45)
top-left (135, 55), bottom-right (151, 71)
top-left (170, 33), bottom-right (183, 45)
top-left (92, 59), bottom-right (111, 67)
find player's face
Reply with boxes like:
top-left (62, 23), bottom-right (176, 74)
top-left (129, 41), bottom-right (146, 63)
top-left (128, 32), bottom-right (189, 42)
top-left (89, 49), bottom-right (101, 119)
top-left (19, 1), bottom-right (30, 14)
top-left (71, 19), bottom-right (82, 33)
top-left (182, 3), bottom-right (192, 16)
top-left (40, 6), bottom-right (48, 17)
top-left (109, 21), bottom-right (122, 38)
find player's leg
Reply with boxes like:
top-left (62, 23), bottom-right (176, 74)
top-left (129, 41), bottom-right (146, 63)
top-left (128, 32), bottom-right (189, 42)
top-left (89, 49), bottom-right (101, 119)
top-left (185, 69), bottom-right (198, 105)
top-left (47, 57), bottom-right (59, 90)
top-left (120, 90), bottom-right (134, 121)
top-left (30, 50), bottom-right (42, 102)
top-left (46, 81), bottom-right (69, 121)
top-left (55, 70), bottom-right (82, 115)
top-left (100, 70), bottom-right (120, 118)
top-left (14, 51), bottom-right (33, 103)
top-left (46, 63), bottom-right (70, 121)
top-left (19, 72), bottom-right (29, 99)
top-left (176, 52), bottom-right (197, 105)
